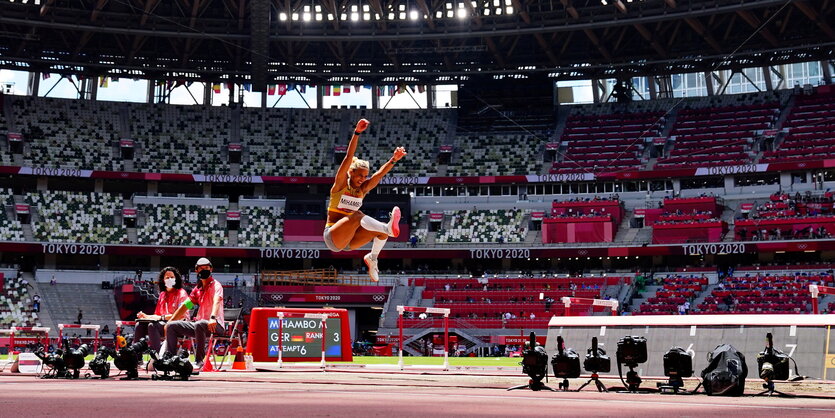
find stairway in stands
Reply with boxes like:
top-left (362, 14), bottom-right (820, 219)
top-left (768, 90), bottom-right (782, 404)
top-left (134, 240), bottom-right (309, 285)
top-left (39, 283), bottom-right (121, 334)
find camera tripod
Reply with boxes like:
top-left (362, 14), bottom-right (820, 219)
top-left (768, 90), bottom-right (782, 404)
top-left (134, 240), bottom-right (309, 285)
top-left (756, 380), bottom-right (794, 397)
top-left (507, 373), bottom-right (557, 392)
top-left (658, 375), bottom-right (688, 394)
top-left (576, 372), bottom-right (608, 392)
top-left (615, 362), bottom-right (646, 393)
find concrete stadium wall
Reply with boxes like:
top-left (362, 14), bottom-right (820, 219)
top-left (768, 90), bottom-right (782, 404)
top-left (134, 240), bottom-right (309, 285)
top-left (545, 315), bottom-right (835, 381)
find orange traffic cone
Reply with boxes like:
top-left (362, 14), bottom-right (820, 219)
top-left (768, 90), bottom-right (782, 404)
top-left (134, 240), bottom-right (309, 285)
top-left (232, 346), bottom-right (246, 370)
top-left (200, 349), bottom-right (216, 373)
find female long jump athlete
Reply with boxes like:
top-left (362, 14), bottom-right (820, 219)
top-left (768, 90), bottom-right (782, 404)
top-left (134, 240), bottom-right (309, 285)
top-left (323, 118), bottom-right (407, 282)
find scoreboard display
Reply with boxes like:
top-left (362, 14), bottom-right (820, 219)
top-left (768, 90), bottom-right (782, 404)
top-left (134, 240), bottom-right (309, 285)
top-left (266, 316), bottom-right (342, 358)
top-left (246, 307), bottom-right (353, 362)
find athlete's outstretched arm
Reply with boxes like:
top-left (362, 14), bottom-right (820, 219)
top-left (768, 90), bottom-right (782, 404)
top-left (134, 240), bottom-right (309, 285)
top-left (332, 119), bottom-right (370, 193)
top-left (362, 146), bottom-right (407, 193)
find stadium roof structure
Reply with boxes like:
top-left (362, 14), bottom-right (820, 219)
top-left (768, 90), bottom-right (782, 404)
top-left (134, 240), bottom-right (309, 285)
top-left (0, 0), bottom-right (832, 89)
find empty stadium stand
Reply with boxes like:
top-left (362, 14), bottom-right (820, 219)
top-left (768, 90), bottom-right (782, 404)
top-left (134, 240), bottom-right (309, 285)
top-left (551, 112), bottom-right (659, 174)
top-left (27, 190), bottom-right (127, 244)
top-left (11, 96), bottom-right (124, 171)
top-left (0, 188), bottom-right (24, 241)
top-left (762, 89), bottom-right (835, 163)
top-left (130, 103), bottom-right (231, 175)
top-left (436, 209), bottom-right (528, 244)
top-left (657, 102), bottom-right (778, 168)
top-left (697, 270), bottom-right (832, 314)
top-left (405, 276), bottom-right (627, 329)
top-left (237, 206), bottom-right (284, 247)
top-left (0, 272), bottom-right (39, 328)
top-left (137, 204), bottom-right (227, 246)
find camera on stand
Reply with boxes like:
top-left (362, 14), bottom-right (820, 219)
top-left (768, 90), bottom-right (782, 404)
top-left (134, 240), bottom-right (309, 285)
top-left (88, 347), bottom-right (115, 379)
top-left (62, 340), bottom-right (90, 379)
top-left (33, 346), bottom-right (68, 379)
top-left (658, 347), bottom-right (693, 394)
top-left (507, 332), bottom-right (555, 392)
top-left (616, 336), bottom-right (647, 392)
top-left (150, 351), bottom-right (194, 381)
top-left (34, 339), bottom-right (89, 379)
top-left (550, 336), bottom-right (581, 391)
top-left (577, 337), bottom-right (611, 392)
top-left (113, 336), bottom-right (149, 380)
top-left (756, 333), bottom-right (796, 397)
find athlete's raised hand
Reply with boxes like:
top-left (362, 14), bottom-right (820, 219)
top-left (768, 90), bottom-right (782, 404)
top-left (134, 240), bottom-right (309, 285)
top-left (355, 119), bottom-right (370, 133)
top-left (391, 147), bottom-right (407, 162)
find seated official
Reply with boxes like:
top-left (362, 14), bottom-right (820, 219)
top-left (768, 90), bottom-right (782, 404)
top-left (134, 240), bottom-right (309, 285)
top-left (135, 266), bottom-right (189, 351)
top-left (164, 258), bottom-right (225, 367)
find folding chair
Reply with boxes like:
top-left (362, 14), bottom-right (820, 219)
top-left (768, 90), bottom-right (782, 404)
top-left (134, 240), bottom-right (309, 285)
top-left (207, 308), bottom-right (244, 370)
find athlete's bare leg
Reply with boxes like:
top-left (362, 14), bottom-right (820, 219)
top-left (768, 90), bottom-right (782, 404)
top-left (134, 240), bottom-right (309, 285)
top-left (328, 211), bottom-right (366, 250)
top-left (350, 227), bottom-right (389, 282)
top-left (349, 227), bottom-right (388, 250)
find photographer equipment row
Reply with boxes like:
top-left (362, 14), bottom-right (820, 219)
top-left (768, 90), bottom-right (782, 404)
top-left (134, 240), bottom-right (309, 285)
top-left (511, 331), bottom-right (800, 397)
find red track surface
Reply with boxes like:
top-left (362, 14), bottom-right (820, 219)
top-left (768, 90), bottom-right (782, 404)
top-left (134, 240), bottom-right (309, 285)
top-left (2, 372), bottom-right (835, 417)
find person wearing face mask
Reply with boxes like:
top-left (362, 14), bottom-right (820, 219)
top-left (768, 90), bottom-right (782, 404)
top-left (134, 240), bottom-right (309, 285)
top-left (164, 258), bottom-right (225, 367)
top-left (134, 266), bottom-right (189, 351)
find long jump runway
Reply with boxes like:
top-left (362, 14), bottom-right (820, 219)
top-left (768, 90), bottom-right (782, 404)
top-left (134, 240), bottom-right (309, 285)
top-left (2, 371), bottom-right (834, 417)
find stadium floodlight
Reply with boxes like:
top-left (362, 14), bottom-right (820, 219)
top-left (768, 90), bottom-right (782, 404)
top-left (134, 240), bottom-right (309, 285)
top-left (409, 10), bottom-right (419, 20)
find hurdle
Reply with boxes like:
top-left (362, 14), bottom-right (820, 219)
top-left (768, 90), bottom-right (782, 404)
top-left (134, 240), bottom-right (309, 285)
top-left (396, 306), bottom-right (451, 371)
top-left (560, 297), bottom-right (619, 316)
top-left (304, 313), bottom-right (329, 369)
top-left (809, 284), bottom-right (835, 314)
top-left (58, 324), bottom-right (101, 351)
top-left (9, 326), bottom-right (50, 351)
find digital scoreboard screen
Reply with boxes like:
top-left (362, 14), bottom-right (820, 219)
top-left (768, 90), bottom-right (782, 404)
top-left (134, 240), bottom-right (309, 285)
top-left (266, 317), bottom-right (343, 358)
top-left (246, 307), bottom-right (353, 362)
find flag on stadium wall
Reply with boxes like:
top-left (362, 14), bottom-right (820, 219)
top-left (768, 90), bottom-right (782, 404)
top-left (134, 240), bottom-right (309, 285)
top-left (418, 85), bottom-right (426, 93)
top-left (41, 73), bottom-right (50, 80)
top-left (287, 84), bottom-right (295, 91)
top-left (225, 83), bottom-right (233, 91)
top-left (112, 77), bottom-right (120, 82)
top-left (333, 85), bottom-right (341, 96)
top-left (409, 85), bottom-right (416, 93)
top-left (99, 77), bottom-right (109, 88)
top-left (322, 85), bottom-right (331, 96)
top-left (267, 85), bottom-right (276, 95)
top-left (397, 83), bottom-right (406, 94)
top-left (243, 83), bottom-right (252, 92)
top-left (277, 84), bottom-right (287, 95)
top-left (212, 83), bottom-right (222, 94)
top-left (343, 86), bottom-right (351, 93)
top-left (387, 85), bottom-right (396, 96)
top-left (298, 85), bottom-right (307, 93)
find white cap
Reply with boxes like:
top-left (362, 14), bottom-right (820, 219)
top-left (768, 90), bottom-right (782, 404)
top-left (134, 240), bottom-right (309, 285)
top-left (195, 257), bottom-right (212, 267)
